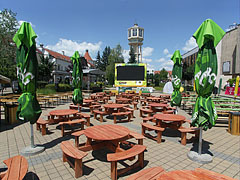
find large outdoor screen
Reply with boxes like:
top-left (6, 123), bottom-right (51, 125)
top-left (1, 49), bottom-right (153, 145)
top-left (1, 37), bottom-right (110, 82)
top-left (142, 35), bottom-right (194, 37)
top-left (117, 66), bottom-right (145, 81)
top-left (115, 63), bottom-right (147, 87)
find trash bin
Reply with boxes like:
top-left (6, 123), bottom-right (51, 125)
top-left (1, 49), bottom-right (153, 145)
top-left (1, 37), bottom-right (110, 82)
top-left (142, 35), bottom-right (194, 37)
top-left (228, 112), bottom-right (240, 135)
top-left (4, 104), bottom-right (18, 124)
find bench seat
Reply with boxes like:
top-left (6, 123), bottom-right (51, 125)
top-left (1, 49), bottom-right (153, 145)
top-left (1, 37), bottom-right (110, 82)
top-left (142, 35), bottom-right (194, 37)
top-left (72, 130), bottom-right (85, 147)
top-left (36, 118), bottom-right (49, 135)
top-left (76, 112), bottom-right (91, 126)
top-left (59, 119), bottom-right (85, 136)
top-left (1, 155), bottom-right (28, 180)
top-left (93, 110), bottom-right (107, 122)
top-left (61, 141), bottom-right (88, 178)
top-left (178, 127), bottom-right (199, 145)
top-left (141, 123), bottom-right (165, 143)
top-left (112, 111), bottom-right (131, 124)
top-left (107, 145), bottom-right (146, 180)
top-left (140, 108), bottom-right (153, 117)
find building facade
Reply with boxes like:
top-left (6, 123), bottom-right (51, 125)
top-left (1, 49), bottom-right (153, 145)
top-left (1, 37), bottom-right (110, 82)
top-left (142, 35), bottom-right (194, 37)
top-left (128, 24), bottom-right (144, 63)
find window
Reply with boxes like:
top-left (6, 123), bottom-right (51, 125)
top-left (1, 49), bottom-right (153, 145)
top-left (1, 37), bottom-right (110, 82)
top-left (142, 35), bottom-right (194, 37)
top-left (139, 29), bottom-right (143, 37)
top-left (133, 29), bottom-right (137, 36)
top-left (128, 30), bottom-right (131, 37)
top-left (222, 61), bottom-right (230, 73)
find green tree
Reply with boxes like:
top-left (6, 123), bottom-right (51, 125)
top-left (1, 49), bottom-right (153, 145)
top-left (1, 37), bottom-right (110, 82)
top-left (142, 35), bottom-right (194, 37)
top-left (0, 9), bottom-right (18, 80)
top-left (159, 68), bottom-right (168, 81)
top-left (128, 46), bottom-right (136, 63)
top-left (100, 46), bottom-right (111, 71)
top-left (38, 55), bottom-right (54, 82)
top-left (95, 51), bottom-right (101, 70)
top-left (106, 44), bottom-right (124, 85)
top-left (182, 63), bottom-right (194, 81)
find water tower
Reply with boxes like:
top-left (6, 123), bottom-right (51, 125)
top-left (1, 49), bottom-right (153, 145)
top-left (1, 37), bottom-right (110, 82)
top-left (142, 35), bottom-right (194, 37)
top-left (128, 24), bottom-right (144, 63)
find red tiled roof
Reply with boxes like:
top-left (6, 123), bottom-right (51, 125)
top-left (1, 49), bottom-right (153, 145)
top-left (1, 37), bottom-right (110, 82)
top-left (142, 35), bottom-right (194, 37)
top-left (36, 48), bottom-right (43, 54)
top-left (84, 50), bottom-right (95, 68)
top-left (167, 71), bottom-right (172, 76)
top-left (43, 48), bottom-right (71, 61)
top-left (154, 71), bottom-right (160, 74)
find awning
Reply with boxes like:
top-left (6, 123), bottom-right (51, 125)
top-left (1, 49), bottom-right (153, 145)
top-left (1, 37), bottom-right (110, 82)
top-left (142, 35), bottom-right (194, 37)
top-left (0, 74), bottom-right (11, 84)
top-left (83, 69), bottom-right (105, 75)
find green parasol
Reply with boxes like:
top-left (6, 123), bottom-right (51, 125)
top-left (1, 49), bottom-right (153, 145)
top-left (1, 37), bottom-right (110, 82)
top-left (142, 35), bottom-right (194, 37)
top-left (189, 19), bottom-right (225, 162)
top-left (170, 50), bottom-right (182, 107)
top-left (13, 22), bottom-right (42, 124)
top-left (71, 51), bottom-right (83, 109)
top-left (13, 22), bottom-right (44, 155)
top-left (191, 19), bottom-right (225, 131)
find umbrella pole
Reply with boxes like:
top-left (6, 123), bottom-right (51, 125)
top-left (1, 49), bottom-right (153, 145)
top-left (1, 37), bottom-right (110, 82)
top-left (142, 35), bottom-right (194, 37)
top-left (78, 104), bottom-right (80, 112)
top-left (198, 127), bottom-right (203, 155)
top-left (30, 123), bottom-right (35, 148)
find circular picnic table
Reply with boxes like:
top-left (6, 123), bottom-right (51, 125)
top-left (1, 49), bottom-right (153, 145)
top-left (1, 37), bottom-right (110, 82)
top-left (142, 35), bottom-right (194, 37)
top-left (103, 103), bottom-right (127, 114)
top-left (148, 103), bottom-right (169, 112)
top-left (153, 114), bottom-right (186, 129)
top-left (49, 109), bottom-right (78, 117)
top-left (115, 98), bottom-right (132, 104)
top-left (84, 124), bottom-right (130, 141)
top-left (147, 97), bottom-right (161, 103)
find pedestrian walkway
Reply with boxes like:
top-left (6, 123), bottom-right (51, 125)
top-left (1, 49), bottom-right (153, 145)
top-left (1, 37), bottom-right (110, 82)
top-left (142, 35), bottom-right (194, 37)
top-left (0, 94), bottom-right (239, 180)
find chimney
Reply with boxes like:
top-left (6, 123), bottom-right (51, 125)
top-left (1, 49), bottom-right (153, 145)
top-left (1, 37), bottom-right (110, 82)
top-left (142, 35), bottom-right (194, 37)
top-left (62, 51), bottom-right (65, 56)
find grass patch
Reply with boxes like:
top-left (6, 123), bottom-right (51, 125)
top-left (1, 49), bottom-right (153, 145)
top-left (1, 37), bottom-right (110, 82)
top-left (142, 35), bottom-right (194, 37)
top-left (37, 88), bottom-right (56, 95)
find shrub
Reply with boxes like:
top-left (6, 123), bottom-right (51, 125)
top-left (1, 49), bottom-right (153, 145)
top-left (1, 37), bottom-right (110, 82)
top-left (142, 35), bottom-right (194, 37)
top-left (58, 83), bottom-right (72, 92)
top-left (37, 88), bottom-right (56, 95)
top-left (45, 84), bottom-right (55, 90)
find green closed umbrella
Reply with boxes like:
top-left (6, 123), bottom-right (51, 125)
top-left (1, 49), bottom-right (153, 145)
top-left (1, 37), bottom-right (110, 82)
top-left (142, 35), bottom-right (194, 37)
top-left (13, 22), bottom-right (44, 155)
top-left (71, 51), bottom-right (83, 111)
top-left (170, 50), bottom-right (182, 108)
top-left (190, 19), bottom-right (225, 161)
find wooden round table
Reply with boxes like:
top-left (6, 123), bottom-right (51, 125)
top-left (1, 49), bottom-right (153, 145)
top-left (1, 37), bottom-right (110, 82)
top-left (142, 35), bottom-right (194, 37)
top-left (103, 103), bottom-right (127, 114)
top-left (50, 109), bottom-right (78, 116)
top-left (115, 98), bottom-right (132, 104)
top-left (148, 103), bottom-right (169, 112)
top-left (84, 124), bottom-right (130, 141)
top-left (153, 114), bottom-right (186, 129)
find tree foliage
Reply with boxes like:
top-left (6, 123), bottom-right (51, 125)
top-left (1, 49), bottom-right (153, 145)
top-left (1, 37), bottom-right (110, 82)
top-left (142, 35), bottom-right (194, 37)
top-left (128, 46), bottom-right (136, 64)
top-left (106, 44), bottom-right (124, 85)
top-left (38, 55), bottom-right (54, 82)
top-left (159, 68), bottom-right (168, 81)
top-left (96, 46), bottom-right (111, 72)
top-left (0, 9), bottom-right (18, 80)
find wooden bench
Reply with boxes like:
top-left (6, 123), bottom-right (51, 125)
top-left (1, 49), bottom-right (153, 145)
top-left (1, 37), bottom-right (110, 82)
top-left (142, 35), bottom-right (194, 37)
top-left (76, 112), bottom-right (91, 126)
top-left (72, 130), bottom-right (85, 147)
top-left (107, 145), bottom-right (146, 180)
top-left (129, 131), bottom-right (145, 145)
top-left (93, 110), bottom-right (107, 122)
top-left (178, 127), bottom-right (200, 145)
top-left (59, 119), bottom-right (85, 136)
top-left (36, 118), bottom-right (49, 135)
top-left (142, 116), bottom-right (154, 123)
top-left (126, 166), bottom-right (165, 180)
top-left (112, 111), bottom-right (131, 124)
top-left (60, 141), bottom-right (88, 178)
top-left (89, 104), bottom-right (101, 114)
top-left (132, 101), bottom-right (138, 110)
top-left (0, 155), bottom-right (28, 180)
top-left (123, 107), bottom-right (134, 118)
top-left (139, 108), bottom-right (153, 117)
top-left (141, 123), bottom-right (165, 143)
top-left (163, 110), bottom-right (174, 114)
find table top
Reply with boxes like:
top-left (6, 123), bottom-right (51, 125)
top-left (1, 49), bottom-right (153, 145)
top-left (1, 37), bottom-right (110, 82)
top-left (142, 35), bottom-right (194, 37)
top-left (103, 103), bottom-right (127, 109)
top-left (149, 103), bottom-right (169, 108)
top-left (158, 169), bottom-right (236, 180)
top-left (154, 114), bottom-right (185, 122)
top-left (83, 99), bottom-right (94, 103)
top-left (84, 124), bottom-right (130, 141)
top-left (116, 98), bottom-right (131, 101)
top-left (49, 109), bottom-right (78, 116)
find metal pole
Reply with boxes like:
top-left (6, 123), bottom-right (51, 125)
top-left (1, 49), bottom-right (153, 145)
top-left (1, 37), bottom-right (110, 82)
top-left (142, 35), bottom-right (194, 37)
top-left (30, 123), bottom-right (35, 148)
top-left (78, 104), bottom-right (80, 112)
top-left (198, 127), bottom-right (203, 155)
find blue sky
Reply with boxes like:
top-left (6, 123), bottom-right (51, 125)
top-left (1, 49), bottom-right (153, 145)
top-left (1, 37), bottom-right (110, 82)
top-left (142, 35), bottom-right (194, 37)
top-left (1, 0), bottom-right (239, 71)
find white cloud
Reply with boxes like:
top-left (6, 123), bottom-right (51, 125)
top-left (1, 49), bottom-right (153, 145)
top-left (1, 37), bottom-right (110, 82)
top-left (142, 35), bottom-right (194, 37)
top-left (142, 47), bottom-right (154, 57)
top-left (182, 37), bottom-right (197, 52)
top-left (142, 58), bottom-right (152, 63)
top-left (156, 58), bottom-right (165, 63)
top-left (163, 48), bottom-right (169, 55)
top-left (46, 38), bottom-right (102, 57)
top-left (166, 54), bottom-right (172, 58)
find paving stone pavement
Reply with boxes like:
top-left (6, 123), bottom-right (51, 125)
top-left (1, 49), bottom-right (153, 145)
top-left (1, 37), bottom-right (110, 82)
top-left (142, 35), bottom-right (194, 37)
top-left (0, 93), bottom-right (240, 180)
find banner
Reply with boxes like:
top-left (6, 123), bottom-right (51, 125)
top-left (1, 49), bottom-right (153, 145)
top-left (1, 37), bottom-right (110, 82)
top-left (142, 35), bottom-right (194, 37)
top-left (225, 86), bottom-right (240, 96)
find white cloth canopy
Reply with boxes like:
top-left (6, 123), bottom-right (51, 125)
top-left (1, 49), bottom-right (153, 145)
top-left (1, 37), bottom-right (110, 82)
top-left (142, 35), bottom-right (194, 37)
top-left (163, 81), bottom-right (173, 94)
